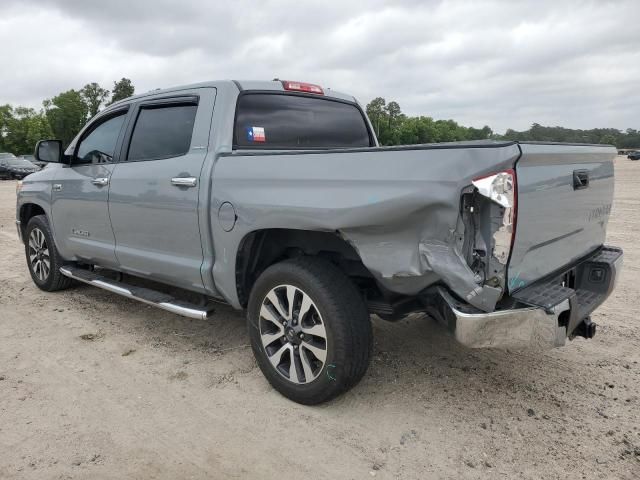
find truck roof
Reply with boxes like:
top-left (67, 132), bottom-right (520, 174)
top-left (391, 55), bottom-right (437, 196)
top-left (109, 79), bottom-right (358, 107)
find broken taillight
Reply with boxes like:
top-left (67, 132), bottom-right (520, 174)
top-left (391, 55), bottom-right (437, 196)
top-left (281, 80), bottom-right (324, 95)
top-left (472, 169), bottom-right (517, 265)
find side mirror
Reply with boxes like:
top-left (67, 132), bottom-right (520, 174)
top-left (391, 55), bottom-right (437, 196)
top-left (35, 140), bottom-right (63, 163)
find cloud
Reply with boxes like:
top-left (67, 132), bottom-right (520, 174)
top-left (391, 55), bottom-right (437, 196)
top-left (0, 0), bottom-right (638, 132)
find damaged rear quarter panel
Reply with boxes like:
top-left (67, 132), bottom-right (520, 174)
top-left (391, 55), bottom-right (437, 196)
top-left (210, 142), bottom-right (520, 310)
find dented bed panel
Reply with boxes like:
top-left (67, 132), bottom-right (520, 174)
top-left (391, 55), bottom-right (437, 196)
top-left (209, 142), bottom-right (520, 310)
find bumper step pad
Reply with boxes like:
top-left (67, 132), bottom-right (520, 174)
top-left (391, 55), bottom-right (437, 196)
top-left (511, 246), bottom-right (623, 334)
top-left (511, 282), bottom-right (574, 312)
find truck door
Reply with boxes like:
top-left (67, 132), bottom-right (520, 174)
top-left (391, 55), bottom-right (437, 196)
top-left (50, 107), bottom-right (129, 267)
top-left (107, 88), bottom-right (216, 292)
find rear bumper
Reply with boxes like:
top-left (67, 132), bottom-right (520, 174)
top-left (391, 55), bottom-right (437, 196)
top-left (438, 288), bottom-right (570, 349)
top-left (436, 245), bottom-right (623, 349)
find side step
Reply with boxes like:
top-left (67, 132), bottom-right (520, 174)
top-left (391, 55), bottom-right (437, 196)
top-left (59, 266), bottom-right (214, 320)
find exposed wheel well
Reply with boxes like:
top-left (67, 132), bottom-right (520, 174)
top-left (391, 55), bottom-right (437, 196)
top-left (19, 203), bottom-right (46, 239)
top-left (235, 229), bottom-right (381, 308)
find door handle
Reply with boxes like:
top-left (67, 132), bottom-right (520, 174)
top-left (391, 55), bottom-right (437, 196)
top-left (171, 177), bottom-right (197, 187)
top-left (91, 177), bottom-right (109, 187)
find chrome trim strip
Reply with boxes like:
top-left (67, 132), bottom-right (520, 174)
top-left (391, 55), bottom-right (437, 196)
top-left (59, 267), bottom-right (209, 320)
top-left (92, 280), bottom-right (131, 296)
top-left (158, 302), bottom-right (208, 320)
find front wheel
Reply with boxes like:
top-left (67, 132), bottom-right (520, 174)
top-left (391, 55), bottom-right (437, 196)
top-left (24, 215), bottom-right (74, 292)
top-left (247, 257), bottom-right (372, 405)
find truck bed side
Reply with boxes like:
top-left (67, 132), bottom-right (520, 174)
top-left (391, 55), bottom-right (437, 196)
top-left (209, 142), bottom-right (520, 310)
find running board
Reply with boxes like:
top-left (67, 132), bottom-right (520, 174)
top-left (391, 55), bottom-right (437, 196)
top-left (59, 266), bottom-right (214, 320)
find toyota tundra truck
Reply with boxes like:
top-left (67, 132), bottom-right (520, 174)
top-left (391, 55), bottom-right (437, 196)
top-left (16, 79), bottom-right (623, 404)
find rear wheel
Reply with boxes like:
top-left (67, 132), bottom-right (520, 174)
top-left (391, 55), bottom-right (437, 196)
top-left (25, 215), bottom-right (74, 292)
top-left (247, 257), bottom-right (372, 404)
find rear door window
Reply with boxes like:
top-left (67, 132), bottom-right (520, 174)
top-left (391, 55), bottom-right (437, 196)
top-left (127, 104), bottom-right (197, 161)
top-left (234, 94), bottom-right (371, 149)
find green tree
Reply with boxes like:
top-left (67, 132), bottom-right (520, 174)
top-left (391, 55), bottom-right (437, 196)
top-left (81, 82), bottom-right (110, 117)
top-left (3, 107), bottom-right (52, 155)
top-left (43, 89), bottom-right (88, 147)
top-left (383, 101), bottom-right (404, 145)
top-left (110, 77), bottom-right (135, 104)
top-left (468, 125), bottom-right (494, 140)
top-left (397, 116), bottom-right (438, 144)
top-left (385, 101), bottom-right (401, 129)
top-left (0, 104), bottom-right (13, 151)
top-left (366, 97), bottom-right (387, 140)
top-left (599, 134), bottom-right (617, 146)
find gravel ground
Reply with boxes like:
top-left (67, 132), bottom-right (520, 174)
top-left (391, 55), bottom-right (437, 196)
top-left (0, 157), bottom-right (638, 479)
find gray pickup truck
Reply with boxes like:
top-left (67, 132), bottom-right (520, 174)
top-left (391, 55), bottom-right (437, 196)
top-left (16, 79), bottom-right (622, 404)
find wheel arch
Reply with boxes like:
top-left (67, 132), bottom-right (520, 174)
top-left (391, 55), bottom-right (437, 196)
top-left (235, 228), bottom-right (380, 308)
top-left (18, 202), bottom-right (47, 241)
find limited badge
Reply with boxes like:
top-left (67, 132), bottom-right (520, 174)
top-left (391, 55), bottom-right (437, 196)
top-left (246, 126), bottom-right (266, 142)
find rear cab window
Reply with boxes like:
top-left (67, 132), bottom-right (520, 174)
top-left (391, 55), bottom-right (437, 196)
top-left (234, 93), bottom-right (372, 149)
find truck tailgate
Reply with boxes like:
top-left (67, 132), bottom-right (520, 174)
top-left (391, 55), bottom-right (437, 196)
top-left (507, 143), bottom-right (616, 292)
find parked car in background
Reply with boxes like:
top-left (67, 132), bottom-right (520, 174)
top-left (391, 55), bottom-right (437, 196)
top-left (21, 154), bottom-right (48, 169)
top-left (19, 154), bottom-right (45, 169)
top-left (0, 153), bottom-right (15, 179)
top-left (0, 154), bottom-right (39, 179)
top-left (627, 151), bottom-right (640, 160)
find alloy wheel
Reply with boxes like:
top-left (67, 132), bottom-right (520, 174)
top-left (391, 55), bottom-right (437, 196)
top-left (28, 227), bottom-right (50, 282)
top-left (259, 284), bottom-right (328, 384)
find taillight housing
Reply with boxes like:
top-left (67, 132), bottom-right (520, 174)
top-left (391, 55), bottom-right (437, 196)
top-left (281, 80), bottom-right (324, 95)
top-left (472, 169), bottom-right (517, 265)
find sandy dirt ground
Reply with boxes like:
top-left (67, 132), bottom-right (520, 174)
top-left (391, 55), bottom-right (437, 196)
top-left (0, 157), bottom-right (638, 480)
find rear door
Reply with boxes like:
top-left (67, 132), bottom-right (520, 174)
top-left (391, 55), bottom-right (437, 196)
top-left (108, 88), bottom-right (216, 292)
top-left (50, 108), bottom-right (129, 267)
top-left (508, 143), bottom-right (615, 291)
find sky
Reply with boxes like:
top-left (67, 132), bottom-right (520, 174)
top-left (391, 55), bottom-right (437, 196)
top-left (0, 0), bottom-right (638, 133)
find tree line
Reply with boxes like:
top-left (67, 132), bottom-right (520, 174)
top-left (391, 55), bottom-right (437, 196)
top-left (366, 97), bottom-right (640, 148)
top-left (502, 123), bottom-right (640, 149)
top-left (1, 87), bottom-right (638, 155)
top-left (366, 97), bottom-right (494, 145)
top-left (0, 78), bottom-right (134, 155)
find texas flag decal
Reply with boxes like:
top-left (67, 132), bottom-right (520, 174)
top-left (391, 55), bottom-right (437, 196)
top-left (246, 126), bottom-right (266, 142)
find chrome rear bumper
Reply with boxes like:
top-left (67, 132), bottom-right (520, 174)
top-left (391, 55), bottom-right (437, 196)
top-left (438, 289), bottom-right (569, 349)
top-left (434, 245), bottom-right (622, 350)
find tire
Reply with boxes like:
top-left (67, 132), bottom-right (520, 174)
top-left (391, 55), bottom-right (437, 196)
top-left (247, 257), bottom-right (372, 405)
top-left (24, 215), bottom-right (74, 292)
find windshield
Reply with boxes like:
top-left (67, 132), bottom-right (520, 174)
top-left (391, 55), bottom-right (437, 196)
top-left (0, 153), bottom-right (16, 159)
